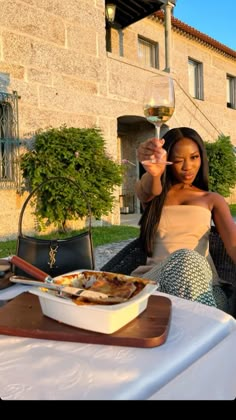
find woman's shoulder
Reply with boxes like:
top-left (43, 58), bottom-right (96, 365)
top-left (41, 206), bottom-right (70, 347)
top-left (208, 191), bottom-right (225, 201)
top-left (207, 191), bottom-right (229, 209)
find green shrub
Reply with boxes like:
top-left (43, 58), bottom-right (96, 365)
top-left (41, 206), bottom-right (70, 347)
top-left (229, 204), bottom-right (236, 216)
top-left (20, 126), bottom-right (124, 231)
top-left (205, 135), bottom-right (236, 197)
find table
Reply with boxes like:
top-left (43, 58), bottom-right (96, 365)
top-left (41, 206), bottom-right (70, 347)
top-left (149, 328), bottom-right (236, 400)
top-left (0, 287), bottom-right (235, 400)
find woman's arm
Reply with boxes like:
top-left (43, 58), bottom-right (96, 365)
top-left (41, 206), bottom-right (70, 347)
top-left (211, 193), bottom-right (236, 263)
top-left (135, 172), bottom-right (163, 203)
top-left (135, 138), bottom-right (168, 203)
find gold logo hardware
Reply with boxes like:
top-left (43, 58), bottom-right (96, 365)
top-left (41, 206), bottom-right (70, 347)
top-left (48, 245), bottom-right (58, 268)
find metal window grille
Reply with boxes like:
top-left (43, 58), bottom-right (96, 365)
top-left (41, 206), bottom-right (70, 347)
top-left (0, 90), bottom-right (20, 189)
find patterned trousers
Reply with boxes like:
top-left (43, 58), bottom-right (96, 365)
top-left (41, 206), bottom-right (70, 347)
top-left (142, 248), bottom-right (228, 311)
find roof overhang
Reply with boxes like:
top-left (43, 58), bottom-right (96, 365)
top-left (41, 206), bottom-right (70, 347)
top-left (105, 0), bottom-right (176, 29)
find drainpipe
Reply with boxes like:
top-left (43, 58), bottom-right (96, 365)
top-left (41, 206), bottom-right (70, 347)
top-left (163, 1), bottom-right (175, 73)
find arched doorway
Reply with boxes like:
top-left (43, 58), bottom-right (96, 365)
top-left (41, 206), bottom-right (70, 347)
top-left (118, 115), bottom-right (152, 215)
top-left (118, 116), bottom-right (170, 214)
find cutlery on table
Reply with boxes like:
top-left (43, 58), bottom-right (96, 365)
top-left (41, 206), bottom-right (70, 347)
top-left (10, 255), bottom-right (110, 300)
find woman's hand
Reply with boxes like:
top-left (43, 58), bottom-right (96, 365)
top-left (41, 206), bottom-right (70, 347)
top-left (137, 138), bottom-right (170, 176)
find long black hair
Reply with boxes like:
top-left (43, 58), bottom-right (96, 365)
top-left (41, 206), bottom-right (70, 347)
top-left (139, 127), bottom-right (209, 256)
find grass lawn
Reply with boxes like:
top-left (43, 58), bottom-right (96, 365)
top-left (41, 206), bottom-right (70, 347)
top-left (0, 225), bottom-right (140, 258)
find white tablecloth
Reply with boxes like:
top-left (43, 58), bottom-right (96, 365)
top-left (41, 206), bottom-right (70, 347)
top-left (149, 328), bottom-right (236, 400)
top-left (0, 287), bottom-right (235, 400)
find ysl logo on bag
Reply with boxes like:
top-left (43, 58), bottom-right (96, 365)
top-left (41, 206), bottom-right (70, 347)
top-left (48, 245), bottom-right (58, 268)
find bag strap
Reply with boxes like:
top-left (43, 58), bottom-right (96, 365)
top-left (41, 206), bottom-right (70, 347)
top-left (18, 176), bottom-right (92, 236)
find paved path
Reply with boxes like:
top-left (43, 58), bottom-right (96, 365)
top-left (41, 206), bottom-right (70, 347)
top-left (94, 213), bottom-right (140, 270)
top-left (94, 239), bottom-right (133, 270)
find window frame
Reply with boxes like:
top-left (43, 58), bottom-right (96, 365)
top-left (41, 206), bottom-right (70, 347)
top-left (138, 35), bottom-right (159, 69)
top-left (188, 58), bottom-right (204, 100)
top-left (226, 74), bottom-right (236, 109)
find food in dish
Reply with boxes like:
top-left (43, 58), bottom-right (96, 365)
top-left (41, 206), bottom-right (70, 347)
top-left (52, 270), bottom-right (155, 305)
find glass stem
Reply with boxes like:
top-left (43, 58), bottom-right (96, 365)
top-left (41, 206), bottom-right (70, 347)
top-left (155, 125), bottom-right (161, 140)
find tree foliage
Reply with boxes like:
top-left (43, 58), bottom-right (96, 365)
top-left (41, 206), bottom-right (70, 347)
top-left (20, 126), bottom-right (124, 231)
top-left (204, 135), bottom-right (236, 197)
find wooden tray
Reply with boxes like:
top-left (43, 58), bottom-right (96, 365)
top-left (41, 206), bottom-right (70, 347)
top-left (0, 292), bottom-right (172, 348)
top-left (0, 271), bottom-right (14, 290)
top-left (0, 259), bottom-right (14, 290)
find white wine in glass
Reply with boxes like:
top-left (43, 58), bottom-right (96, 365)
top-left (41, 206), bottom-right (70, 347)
top-left (143, 73), bottom-right (175, 164)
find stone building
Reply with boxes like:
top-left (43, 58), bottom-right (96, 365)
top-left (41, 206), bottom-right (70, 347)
top-left (0, 0), bottom-right (236, 239)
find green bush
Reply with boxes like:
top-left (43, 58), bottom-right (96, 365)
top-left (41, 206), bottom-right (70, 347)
top-left (229, 204), bottom-right (236, 216)
top-left (205, 135), bottom-right (236, 197)
top-left (20, 126), bottom-right (124, 231)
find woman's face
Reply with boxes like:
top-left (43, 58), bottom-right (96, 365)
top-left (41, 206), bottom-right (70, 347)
top-left (169, 137), bottom-right (201, 185)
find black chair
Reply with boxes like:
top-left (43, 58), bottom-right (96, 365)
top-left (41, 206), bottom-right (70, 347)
top-left (101, 225), bottom-right (236, 317)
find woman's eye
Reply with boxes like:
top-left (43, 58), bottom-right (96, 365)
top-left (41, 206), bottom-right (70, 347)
top-left (173, 160), bottom-right (183, 164)
top-left (192, 155), bottom-right (199, 160)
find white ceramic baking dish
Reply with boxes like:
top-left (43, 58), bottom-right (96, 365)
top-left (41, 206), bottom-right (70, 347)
top-left (29, 271), bottom-right (157, 334)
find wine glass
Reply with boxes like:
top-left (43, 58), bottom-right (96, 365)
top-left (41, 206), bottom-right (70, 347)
top-left (143, 73), bottom-right (175, 165)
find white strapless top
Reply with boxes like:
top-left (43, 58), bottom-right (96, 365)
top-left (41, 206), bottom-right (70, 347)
top-left (132, 205), bottom-right (220, 284)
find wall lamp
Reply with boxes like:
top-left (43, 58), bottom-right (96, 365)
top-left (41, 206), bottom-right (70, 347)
top-left (105, 3), bottom-right (117, 24)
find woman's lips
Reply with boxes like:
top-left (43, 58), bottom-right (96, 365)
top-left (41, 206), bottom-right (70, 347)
top-left (182, 173), bottom-right (194, 180)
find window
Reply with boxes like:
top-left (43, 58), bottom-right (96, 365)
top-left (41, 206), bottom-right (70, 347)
top-left (188, 58), bottom-right (203, 100)
top-left (226, 75), bottom-right (236, 109)
top-left (0, 91), bottom-right (20, 189)
top-left (138, 36), bottom-right (159, 69)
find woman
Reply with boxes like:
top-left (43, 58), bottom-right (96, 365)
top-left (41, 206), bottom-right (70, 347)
top-left (133, 127), bottom-right (236, 311)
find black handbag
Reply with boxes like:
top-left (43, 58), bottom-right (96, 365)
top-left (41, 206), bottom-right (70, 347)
top-left (14, 177), bottom-right (95, 278)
